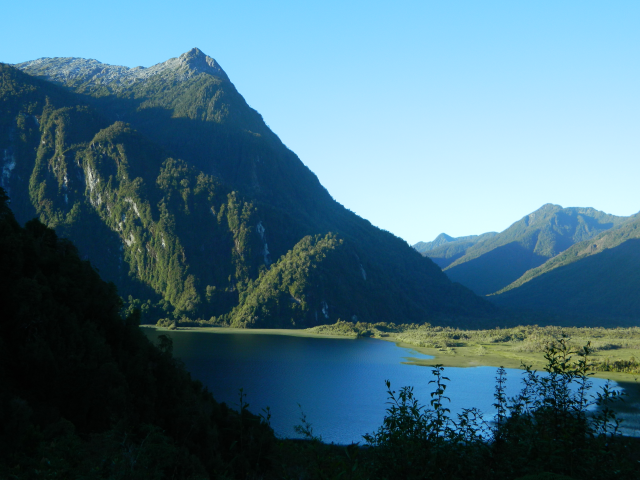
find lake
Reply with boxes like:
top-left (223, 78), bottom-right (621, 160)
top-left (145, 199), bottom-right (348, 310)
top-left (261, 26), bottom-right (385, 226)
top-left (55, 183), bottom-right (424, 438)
top-left (143, 328), bottom-right (617, 445)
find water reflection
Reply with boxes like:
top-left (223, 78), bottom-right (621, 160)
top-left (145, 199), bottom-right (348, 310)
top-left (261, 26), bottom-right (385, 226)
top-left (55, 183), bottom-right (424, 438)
top-left (143, 328), bottom-right (616, 445)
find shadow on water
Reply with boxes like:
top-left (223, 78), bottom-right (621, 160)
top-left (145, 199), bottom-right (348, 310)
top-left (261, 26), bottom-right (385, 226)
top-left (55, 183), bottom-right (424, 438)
top-left (143, 328), bottom-right (626, 444)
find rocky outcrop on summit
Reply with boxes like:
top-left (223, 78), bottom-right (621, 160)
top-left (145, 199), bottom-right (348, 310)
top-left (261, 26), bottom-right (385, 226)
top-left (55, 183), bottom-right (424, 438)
top-left (16, 48), bottom-right (228, 90)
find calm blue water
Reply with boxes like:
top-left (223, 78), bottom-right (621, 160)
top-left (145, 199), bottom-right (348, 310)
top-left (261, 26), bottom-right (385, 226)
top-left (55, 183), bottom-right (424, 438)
top-left (143, 329), bottom-right (615, 444)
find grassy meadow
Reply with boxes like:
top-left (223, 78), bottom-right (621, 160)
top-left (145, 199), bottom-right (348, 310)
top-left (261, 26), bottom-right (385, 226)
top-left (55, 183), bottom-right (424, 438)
top-left (306, 321), bottom-right (640, 372)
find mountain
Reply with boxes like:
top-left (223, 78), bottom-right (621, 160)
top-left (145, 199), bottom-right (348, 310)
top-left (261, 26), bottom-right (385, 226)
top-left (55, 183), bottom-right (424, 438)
top-left (414, 233), bottom-right (458, 253)
top-left (414, 232), bottom-right (498, 268)
top-left (0, 187), bottom-right (275, 478)
top-left (16, 47), bottom-right (230, 86)
top-left (489, 214), bottom-right (640, 320)
top-left (1, 49), bottom-right (495, 328)
top-left (433, 204), bottom-right (629, 296)
top-left (414, 232), bottom-right (497, 254)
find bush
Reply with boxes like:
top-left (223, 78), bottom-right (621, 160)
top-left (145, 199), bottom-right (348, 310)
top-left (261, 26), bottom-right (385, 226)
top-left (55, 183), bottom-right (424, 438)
top-left (363, 337), bottom-right (637, 480)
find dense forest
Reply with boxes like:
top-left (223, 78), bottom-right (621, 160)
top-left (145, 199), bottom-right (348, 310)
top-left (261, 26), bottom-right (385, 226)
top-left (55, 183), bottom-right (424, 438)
top-left (3, 48), bottom-right (640, 478)
top-left (489, 217), bottom-right (640, 319)
top-left (1, 191), bottom-right (638, 477)
top-left (1, 51), bottom-right (495, 329)
top-left (0, 187), bottom-right (275, 478)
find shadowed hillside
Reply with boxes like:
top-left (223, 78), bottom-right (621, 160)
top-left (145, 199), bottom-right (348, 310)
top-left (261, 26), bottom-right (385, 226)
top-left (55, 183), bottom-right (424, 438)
top-left (0, 186), bottom-right (275, 478)
top-left (423, 204), bottom-right (629, 295)
top-left (490, 215), bottom-right (640, 320)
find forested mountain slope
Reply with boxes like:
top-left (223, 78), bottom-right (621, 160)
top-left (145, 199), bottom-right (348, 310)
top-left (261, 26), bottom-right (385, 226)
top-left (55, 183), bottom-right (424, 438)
top-left (414, 233), bottom-right (460, 253)
top-left (438, 204), bottom-right (629, 296)
top-left (489, 214), bottom-right (640, 320)
top-left (414, 232), bottom-right (497, 268)
top-left (2, 49), bottom-right (494, 327)
top-left (0, 187), bottom-right (275, 478)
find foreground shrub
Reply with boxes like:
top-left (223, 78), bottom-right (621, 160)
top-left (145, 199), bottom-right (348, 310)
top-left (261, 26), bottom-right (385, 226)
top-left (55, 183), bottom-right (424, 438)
top-left (363, 337), bottom-right (638, 480)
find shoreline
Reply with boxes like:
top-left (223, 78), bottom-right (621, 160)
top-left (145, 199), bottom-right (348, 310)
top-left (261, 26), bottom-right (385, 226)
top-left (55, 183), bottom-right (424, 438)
top-left (142, 325), bottom-right (640, 435)
top-left (140, 324), bottom-right (357, 340)
top-left (143, 324), bottom-right (639, 380)
top-left (383, 337), bottom-right (640, 437)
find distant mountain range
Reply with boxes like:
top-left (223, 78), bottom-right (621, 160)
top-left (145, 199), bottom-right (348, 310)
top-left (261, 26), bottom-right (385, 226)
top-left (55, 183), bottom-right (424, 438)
top-left (415, 205), bottom-right (640, 322)
top-left (490, 214), bottom-right (640, 319)
top-left (414, 232), bottom-right (498, 268)
top-left (1, 49), bottom-right (494, 328)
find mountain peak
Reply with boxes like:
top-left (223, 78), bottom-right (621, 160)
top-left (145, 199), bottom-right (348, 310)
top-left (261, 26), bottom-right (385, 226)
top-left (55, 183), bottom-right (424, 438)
top-left (180, 47), bottom-right (206, 61)
top-left (172, 47), bottom-right (228, 80)
top-left (15, 48), bottom-right (229, 89)
top-left (434, 233), bottom-right (454, 242)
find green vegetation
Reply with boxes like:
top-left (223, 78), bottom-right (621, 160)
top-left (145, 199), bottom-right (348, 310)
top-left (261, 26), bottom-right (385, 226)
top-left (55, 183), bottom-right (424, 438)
top-left (413, 205), bottom-right (640, 322)
top-left (271, 338), bottom-right (640, 479)
top-left (595, 358), bottom-right (640, 375)
top-left (488, 218), bottom-right (640, 320)
top-left (433, 204), bottom-right (630, 295)
top-left (360, 338), bottom-right (638, 480)
top-left (0, 187), bottom-right (275, 478)
top-left (229, 233), bottom-right (347, 328)
top-left (491, 239), bottom-right (640, 320)
top-left (306, 321), bottom-right (640, 374)
top-left (2, 189), bottom-right (639, 478)
top-left (1, 59), bottom-right (497, 329)
top-left (496, 215), bottom-right (640, 295)
top-left (415, 232), bottom-right (497, 268)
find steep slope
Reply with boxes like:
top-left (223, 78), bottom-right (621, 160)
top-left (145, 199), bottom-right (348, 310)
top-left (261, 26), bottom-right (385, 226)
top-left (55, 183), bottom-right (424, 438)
top-left (440, 204), bottom-right (628, 295)
top-left (489, 215), bottom-right (640, 319)
top-left (414, 232), bottom-right (497, 268)
top-left (16, 48), bottom-right (329, 223)
top-left (0, 187), bottom-right (275, 478)
top-left (2, 51), bottom-right (495, 327)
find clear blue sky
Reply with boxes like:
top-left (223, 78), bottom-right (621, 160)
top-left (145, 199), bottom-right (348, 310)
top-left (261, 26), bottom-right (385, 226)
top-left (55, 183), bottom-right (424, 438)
top-left (3, 1), bottom-right (639, 245)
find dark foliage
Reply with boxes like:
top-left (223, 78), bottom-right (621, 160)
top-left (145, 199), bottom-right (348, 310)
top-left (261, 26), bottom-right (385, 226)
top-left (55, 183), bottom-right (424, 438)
top-left (0, 187), bottom-right (275, 478)
top-left (359, 337), bottom-right (639, 480)
top-left (1, 189), bottom-right (639, 478)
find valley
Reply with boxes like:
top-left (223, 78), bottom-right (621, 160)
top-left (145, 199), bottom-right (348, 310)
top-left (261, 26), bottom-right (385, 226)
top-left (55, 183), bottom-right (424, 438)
top-left (2, 45), bottom-right (640, 478)
top-left (415, 204), bottom-right (640, 323)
